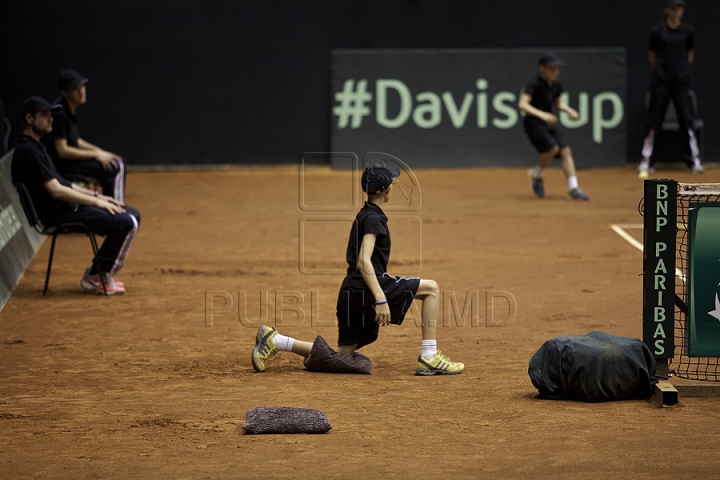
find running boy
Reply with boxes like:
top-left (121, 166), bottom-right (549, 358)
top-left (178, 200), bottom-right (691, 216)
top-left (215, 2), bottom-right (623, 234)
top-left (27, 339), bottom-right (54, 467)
top-left (252, 164), bottom-right (464, 376)
top-left (519, 52), bottom-right (589, 201)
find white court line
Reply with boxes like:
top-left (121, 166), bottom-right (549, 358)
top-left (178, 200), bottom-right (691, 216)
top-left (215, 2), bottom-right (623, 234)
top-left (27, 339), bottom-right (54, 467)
top-left (610, 224), bottom-right (686, 283)
top-left (610, 224), bottom-right (643, 252)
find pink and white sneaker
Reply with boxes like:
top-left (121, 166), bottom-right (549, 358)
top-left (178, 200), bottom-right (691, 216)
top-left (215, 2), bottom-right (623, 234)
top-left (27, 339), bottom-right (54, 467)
top-left (81, 269), bottom-right (125, 295)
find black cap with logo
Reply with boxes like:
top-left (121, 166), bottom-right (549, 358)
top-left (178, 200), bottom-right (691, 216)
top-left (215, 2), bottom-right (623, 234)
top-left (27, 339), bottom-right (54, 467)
top-left (361, 164), bottom-right (401, 194)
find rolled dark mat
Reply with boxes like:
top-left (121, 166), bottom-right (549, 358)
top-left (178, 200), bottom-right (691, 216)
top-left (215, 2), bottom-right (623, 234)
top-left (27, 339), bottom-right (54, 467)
top-left (243, 406), bottom-right (332, 434)
top-left (303, 335), bottom-right (373, 374)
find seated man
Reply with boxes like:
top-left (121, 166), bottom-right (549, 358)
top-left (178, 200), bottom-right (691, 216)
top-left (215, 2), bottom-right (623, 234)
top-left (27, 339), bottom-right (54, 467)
top-left (43, 69), bottom-right (126, 202)
top-left (12, 96), bottom-right (140, 295)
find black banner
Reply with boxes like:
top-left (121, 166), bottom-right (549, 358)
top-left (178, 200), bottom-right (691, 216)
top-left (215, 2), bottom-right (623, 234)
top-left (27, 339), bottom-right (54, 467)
top-left (331, 48), bottom-right (626, 168)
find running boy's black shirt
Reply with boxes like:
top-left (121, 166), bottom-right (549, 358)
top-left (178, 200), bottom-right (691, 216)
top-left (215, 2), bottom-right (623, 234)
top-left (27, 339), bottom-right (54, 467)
top-left (649, 22), bottom-right (695, 82)
top-left (11, 135), bottom-right (76, 224)
top-left (340, 201), bottom-right (391, 291)
top-left (524, 75), bottom-right (564, 114)
top-left (42, 98), bottom-right (80, 169)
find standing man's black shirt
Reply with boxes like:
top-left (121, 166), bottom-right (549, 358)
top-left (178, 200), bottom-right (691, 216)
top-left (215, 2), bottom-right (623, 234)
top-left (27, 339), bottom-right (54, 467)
top-left (649, 22), bottom-right (695, 82)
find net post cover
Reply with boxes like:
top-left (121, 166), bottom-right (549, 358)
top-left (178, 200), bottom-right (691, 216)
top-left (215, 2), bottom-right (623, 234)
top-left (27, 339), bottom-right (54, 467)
top-left (642, 179), bottom-right (677, 360)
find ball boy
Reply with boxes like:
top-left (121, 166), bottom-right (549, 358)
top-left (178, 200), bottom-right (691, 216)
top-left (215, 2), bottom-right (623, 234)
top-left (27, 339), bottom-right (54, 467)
top-left (252, 164), bottom-right (464, 376)
top-left (518, 52), bottom-right (589, 201)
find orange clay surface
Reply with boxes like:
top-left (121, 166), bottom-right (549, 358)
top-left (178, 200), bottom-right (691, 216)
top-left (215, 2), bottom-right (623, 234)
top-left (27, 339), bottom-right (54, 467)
top-left (1, 166), bottom-right (720, 479)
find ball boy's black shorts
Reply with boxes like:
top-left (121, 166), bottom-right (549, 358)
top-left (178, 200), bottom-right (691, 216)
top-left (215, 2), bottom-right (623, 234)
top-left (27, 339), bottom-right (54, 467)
top-left (336, 274), bottom-right (421, 349)
top-left (524, 117), bottom-right (566, 155)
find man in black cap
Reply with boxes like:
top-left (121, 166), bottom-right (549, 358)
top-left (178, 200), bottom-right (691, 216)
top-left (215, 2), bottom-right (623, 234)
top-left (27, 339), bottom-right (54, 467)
top-left (251, 164), bottom-right (465, 376)
top-left (639, 0), bottom-right (702, 177)
top-left (43, 68), bottom-right (126, 202)
top-left (12, 96), bottom-right (140, 295)
top-left (518, 52), bottom-right (589, 201)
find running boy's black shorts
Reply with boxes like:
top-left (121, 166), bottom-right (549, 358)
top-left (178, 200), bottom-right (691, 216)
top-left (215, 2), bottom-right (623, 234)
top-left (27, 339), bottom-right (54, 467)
top-left (523, 117), bottom-right (566, 154)
top-left (336, 274), bottom-right (421, 349)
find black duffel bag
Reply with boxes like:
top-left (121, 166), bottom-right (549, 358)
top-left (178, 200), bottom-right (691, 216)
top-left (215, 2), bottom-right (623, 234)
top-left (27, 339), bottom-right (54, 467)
top-left (528, 331), bottom-right (658, 402)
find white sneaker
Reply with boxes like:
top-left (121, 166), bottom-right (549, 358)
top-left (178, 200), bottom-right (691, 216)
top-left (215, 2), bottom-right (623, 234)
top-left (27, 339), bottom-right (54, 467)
top-left (638, 159), bottom-right (655, 179)
top-left (638, 159), bottom-right (655, 173)
top-left (80, 269), bottom-right (125, 295)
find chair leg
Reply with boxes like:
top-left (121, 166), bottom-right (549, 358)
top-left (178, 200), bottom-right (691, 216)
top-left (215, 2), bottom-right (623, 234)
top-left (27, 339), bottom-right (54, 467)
top-left (44, 234), bottom-right (59, 296)
top-left (87, 233), bottom-right (106, 295)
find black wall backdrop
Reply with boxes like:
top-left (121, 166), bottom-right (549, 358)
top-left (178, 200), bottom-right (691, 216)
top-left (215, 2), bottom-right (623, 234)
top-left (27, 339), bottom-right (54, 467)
top-left (1, 1), bottom-right (718, 166)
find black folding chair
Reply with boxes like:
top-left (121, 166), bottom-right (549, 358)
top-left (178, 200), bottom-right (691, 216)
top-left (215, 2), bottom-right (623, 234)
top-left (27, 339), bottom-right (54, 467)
top-left (13, 182), bottom-right (106, 296)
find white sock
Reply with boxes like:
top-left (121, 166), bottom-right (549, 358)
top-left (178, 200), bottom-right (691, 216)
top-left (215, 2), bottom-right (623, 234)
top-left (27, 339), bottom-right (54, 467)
top-left (273, 333), bottom-right (294, 352)
top-left (689, 129), bottom-right (700, 161)
top-left (534, 166), bottom-right (543, 177)
top-left (421, 340), bottom-right (437, 361)
top-left (568, 176), bottom-right (579, 190)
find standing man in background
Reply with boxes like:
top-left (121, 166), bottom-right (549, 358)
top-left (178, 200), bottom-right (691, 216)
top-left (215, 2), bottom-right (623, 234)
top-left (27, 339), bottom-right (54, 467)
top-left (639, 0), bottom-right (703, 177)
top-left (43, 69), bottom-right (126, 201)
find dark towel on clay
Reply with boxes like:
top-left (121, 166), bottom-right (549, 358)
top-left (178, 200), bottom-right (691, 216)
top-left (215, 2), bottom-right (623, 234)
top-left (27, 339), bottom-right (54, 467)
top-left (303, 336), bottom-right (373, 374)
top-left (243, 407), bottom-right (332, 434)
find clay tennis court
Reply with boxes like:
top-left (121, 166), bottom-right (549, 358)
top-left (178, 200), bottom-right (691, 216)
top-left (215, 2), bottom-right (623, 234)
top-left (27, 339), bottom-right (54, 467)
top-left (2, 166), bottom-right (719, 478)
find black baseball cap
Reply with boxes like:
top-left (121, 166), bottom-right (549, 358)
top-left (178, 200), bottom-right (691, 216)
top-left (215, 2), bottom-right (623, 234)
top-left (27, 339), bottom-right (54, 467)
top-left (539, 52), bottom-right (566, 66)
top-left (361, 164), bottom-right (401, 194)
top-left (21, 96), bottom-right (61, 117)
top-left (665, 0), bottom-right (684, 6)
top-left (58, 69), bottom-right (89, 89)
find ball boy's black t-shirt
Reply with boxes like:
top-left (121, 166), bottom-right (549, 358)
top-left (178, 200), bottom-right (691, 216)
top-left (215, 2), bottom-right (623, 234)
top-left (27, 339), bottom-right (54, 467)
top-left (523, 75), bottom-right (564, 131)
top-left (340, 201), bottom-right (390, 291)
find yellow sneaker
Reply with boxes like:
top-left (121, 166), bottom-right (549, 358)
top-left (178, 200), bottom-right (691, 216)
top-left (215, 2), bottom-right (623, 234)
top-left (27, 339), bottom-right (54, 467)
top-left (415, 351), bottom-right (465, 376)
top-left (252, 324), bottom-right (279, 372)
